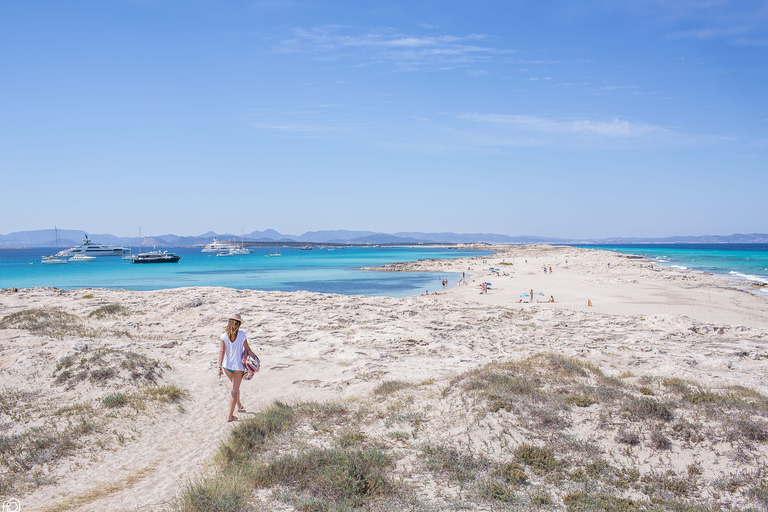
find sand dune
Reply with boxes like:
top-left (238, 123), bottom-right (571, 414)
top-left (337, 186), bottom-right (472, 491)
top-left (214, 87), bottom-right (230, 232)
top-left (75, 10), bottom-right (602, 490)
top-left (1, 245), bottom-right (766, 510)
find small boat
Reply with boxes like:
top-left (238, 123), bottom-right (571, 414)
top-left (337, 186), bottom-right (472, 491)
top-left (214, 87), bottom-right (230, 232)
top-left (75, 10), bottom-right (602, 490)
top-left (267, 241), bottom-right (281, 257)
top-left (301, 245), bottom-right (313, 250)
top-left (131, 250), bottom-right (181, 263)
top-left (42, 227), bottom-right (68, 264)
top-left (215, 250), bottom-right (234, 257)
top-left (42, 255), bottom-right (67, 264)
top-left (69, 255), bottom-right (96, 262)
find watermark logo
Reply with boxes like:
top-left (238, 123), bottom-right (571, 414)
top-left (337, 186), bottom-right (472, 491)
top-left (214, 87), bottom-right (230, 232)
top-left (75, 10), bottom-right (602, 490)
top-left (2, 498), bottom-right (20, 512)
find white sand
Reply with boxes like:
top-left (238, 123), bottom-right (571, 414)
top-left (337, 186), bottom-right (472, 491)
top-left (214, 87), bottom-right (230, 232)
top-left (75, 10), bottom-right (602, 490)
top-left (1, 245), bottom-right (766, 510)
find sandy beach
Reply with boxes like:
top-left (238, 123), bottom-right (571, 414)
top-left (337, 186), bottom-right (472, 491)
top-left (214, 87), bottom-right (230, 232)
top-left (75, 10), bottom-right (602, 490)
top-left (2, 245), bottom-right (767, 511)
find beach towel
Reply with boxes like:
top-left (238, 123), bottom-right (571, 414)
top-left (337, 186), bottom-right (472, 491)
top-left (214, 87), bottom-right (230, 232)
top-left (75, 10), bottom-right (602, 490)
top-left (244, 355), bottom-right (260, 380)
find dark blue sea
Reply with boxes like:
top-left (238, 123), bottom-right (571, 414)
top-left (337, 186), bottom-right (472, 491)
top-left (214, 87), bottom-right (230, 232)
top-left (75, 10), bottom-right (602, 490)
top-left (0, 246), bottom-right (492, 297)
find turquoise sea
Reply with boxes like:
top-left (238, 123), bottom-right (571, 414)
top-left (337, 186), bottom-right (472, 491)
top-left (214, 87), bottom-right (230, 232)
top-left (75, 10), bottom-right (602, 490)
top-left (0, 246), bottom-right (492, 297)
top-left (579, 244), bottom-right (768, 296)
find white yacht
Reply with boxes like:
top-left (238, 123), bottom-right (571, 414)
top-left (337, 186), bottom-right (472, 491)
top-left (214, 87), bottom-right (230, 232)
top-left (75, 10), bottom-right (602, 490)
top-left (201, 238), bottom-right (233, 252)
top-left (55, 234), bottom-right (128, 257)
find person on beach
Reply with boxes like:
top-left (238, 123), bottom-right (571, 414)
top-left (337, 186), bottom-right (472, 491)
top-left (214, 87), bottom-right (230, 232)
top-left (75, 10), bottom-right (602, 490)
top-left (218, 313), bottom-right (257, 422)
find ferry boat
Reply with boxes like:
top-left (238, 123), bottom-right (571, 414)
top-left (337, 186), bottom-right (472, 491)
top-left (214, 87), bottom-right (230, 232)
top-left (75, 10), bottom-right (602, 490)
top-left (130, 250), bottom-right (181, 263)
top-left (201, 238), bottom-right (233, 252)
top-left (56, 234), bottom-right (128, 257)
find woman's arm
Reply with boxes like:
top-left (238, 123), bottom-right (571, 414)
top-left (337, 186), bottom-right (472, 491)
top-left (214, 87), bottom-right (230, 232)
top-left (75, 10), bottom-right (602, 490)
top-left (243, 339), bottom-right (255, 359)
top-left (218, 338), bottom-right (226, 376)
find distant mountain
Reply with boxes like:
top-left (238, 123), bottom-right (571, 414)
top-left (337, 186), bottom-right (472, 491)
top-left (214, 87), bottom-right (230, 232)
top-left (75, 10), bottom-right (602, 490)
top-left (0, 229), bottom-right (132, 248)
top-left (2, 229), bottom-right (767, 247)
top-left (347, 234), bottom-right (423, 244)
top-left (584, 233), bottom-right (768, 244)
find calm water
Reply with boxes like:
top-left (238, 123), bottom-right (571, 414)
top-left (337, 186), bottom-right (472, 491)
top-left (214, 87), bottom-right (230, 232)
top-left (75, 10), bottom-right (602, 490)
top-left (0, 246), bottom-right (491, 297)
top-left (578, 244), bottom-right (768, 295)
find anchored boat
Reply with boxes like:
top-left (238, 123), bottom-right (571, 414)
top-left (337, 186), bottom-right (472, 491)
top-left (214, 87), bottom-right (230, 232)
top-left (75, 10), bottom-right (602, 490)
top-left (56, 234), bottom-right (128, 257)
top-left (130, 250), bottom-right (181, 263)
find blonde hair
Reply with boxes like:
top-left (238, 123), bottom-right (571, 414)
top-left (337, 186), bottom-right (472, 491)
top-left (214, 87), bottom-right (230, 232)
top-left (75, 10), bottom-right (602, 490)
top-left (226, 319), bottom-right (241, 342)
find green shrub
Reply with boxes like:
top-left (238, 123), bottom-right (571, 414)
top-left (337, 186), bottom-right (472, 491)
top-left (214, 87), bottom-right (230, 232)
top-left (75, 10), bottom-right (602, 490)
top-left (144, 384), bottom-right (188, 403)
top-left (563, 492), bottom-right (644, 511)
top-left (218, 401), bottom-right (294, 464)
top-left (101, 393), bottom-right (128, 408)
top-left (622, 397), bottom-right (673, 422)
top-left (257, 447), bottom-right (393, 508)
top-left (515, 443), bottom-right (559, 475)
top-left (497, 461), bottom-right (528, 486)
top-left (479, 479), bottom-right (517, 503)
top-left (565, 395), bottom-right (598, 407)
top-left (422, 444), bottom-right (489, 483)
top-left (176, 470), bottom-right (251, 512)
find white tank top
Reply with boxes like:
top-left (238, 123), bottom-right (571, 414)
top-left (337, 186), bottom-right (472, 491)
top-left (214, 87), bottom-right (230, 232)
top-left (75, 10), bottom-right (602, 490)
top-left (222, 330), bottom-right (247, 371)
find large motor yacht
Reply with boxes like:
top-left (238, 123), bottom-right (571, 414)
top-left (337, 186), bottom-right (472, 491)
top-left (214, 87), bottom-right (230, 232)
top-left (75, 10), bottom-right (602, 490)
top-left (201, 238), bottom-right (234, 252)
top-left (55, 235), bottom-right (128, 257)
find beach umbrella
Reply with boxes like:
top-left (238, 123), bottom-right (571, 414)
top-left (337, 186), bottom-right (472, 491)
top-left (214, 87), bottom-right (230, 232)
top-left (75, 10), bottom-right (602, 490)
top-left (533, 292), bottom-right (545, 296)
top-left (519, 293), bottom-right (530, 297)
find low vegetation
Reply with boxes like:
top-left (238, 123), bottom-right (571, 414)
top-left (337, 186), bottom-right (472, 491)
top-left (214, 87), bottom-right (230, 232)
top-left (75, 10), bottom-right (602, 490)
top-left (174, 352), bottom-right (768, 511)
top-left (88, 303), bottom-right (132, 319)
top-left (53, 348), bottom-right (166, 389)
top-left (0, 306), bottom-right (131, 339)
top-left (0, 349), bottom-right (186, 495)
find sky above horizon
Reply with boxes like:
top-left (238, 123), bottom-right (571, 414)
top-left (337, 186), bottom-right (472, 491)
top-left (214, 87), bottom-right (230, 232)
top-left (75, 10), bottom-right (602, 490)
top-left (1, 0), bottom-right (766, 239)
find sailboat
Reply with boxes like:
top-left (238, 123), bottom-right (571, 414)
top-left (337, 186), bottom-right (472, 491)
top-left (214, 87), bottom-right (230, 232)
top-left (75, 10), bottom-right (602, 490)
top-left (228, 229), bottom-right (251, 255)
top-left (268, 240), bottom-right (281, 257)
top-left (41, 227), bottom-right (68, 264)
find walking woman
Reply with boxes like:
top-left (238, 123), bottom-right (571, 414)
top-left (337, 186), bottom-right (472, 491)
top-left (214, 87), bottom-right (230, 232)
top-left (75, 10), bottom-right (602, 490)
top-left (218, 313), bottom-right (257, 422)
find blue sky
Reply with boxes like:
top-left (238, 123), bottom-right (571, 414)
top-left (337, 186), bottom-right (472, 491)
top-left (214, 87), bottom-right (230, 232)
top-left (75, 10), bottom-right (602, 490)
top-left (1, 0), bottom-right (766, 239)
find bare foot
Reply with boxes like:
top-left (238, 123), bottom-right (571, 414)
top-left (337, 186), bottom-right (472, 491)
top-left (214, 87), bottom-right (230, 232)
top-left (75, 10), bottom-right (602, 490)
top-left (238, 407), bottom-right (246, 413)
top-left (227, 416), bottom-right (238, 422)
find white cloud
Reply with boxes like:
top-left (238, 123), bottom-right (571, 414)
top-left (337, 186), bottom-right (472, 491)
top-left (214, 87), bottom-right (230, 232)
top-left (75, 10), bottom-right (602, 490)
top-left (274, 25), bottom-right (508, 71)
top-left (457, 113), bottom-right (672, 139)
top-left (672, 25), bottom-right (749, 39)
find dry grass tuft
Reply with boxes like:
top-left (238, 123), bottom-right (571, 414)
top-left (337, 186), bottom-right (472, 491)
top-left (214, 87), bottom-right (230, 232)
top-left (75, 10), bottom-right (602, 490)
top-left (373, 380), bottom-right (411, 395)
top-left (88, 304), bottom-right (132, 319)
top-left (0, 308), bottom-right (88, 338)
top-left (53, 348), bottom-right (165, 389)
